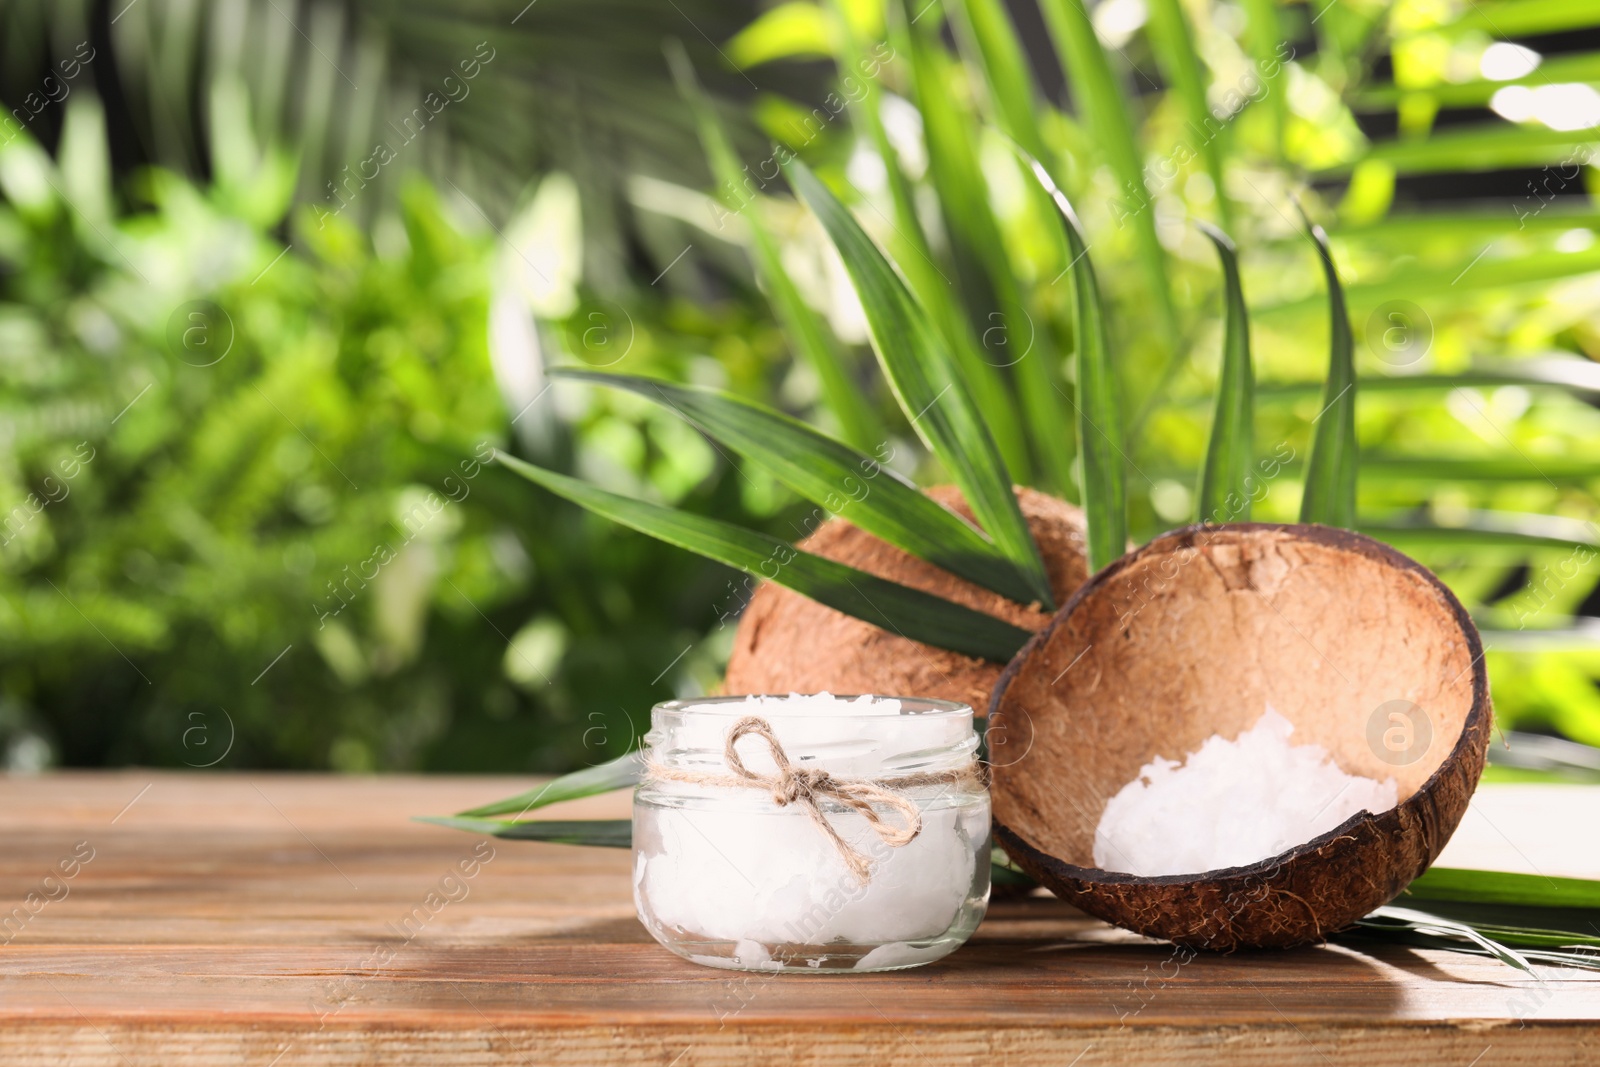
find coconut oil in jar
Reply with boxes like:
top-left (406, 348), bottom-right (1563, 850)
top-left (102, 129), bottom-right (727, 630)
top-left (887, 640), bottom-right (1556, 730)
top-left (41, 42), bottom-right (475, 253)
top-left (633, 694), bottom-right (990, 973)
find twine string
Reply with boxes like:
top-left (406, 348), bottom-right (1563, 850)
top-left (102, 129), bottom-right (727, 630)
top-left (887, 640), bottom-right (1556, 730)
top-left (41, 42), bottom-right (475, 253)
top-left (645, 715), bottom-right (984, 884)
top-left (724, 716), bottom-right (921, 882)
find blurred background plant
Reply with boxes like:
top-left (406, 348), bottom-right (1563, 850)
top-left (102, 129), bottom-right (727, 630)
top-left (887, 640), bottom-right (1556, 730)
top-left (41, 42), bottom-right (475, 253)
top-left (1, 0), bottom-right (1598, 775)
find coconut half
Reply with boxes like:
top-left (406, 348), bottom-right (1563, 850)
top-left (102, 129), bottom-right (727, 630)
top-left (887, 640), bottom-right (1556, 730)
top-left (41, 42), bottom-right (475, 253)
top-left (989, 523), bottom-right (1491, 949)
top-left (724, 486), bottom-right (1090, 711)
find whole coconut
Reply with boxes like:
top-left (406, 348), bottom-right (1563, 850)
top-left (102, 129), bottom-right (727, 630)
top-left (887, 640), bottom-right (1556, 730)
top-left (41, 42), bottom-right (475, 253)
top-left (723, 486), bottom-right (1089, 711)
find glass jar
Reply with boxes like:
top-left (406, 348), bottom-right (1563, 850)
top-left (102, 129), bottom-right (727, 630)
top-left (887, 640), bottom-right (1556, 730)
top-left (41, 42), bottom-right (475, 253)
top-left (633, 694), bottom-right (990, 973)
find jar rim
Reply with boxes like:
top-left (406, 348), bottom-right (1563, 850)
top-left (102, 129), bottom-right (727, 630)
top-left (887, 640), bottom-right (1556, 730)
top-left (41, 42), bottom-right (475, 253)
top-left (645, 694), bottom-right (979, 776)
top-left (653, 694), bottom-right (973, 721)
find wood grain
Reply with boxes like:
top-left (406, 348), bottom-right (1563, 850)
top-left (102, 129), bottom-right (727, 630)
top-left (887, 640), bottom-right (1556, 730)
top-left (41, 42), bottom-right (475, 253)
top-left (0, 773), bottom-right (1596, 1065)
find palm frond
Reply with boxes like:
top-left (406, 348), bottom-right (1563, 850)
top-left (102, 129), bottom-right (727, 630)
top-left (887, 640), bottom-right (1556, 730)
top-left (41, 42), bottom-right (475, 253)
top-left (1018, 149), bottom-right (1127, 571)
top-left (496, 451), bottom-right (1032, 661)
top-left (1, 0), bottom-right (790, 247)
top-left (551, 368), bottom-right (1041, 603)
top-left (787, 158), bottom-right (1055, 608)
top-left (665, 38), bottom-right (879, 449)
top-left (420, 816), bottom-right (633, 847)
top-left (1196, 224), bottom-right (1254, 524)
top-left (1297, 209), bottom-right (1358, 529)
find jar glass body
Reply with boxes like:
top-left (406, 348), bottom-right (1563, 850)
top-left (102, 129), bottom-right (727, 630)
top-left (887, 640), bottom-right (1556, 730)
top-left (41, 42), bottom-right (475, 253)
top-left (633, 694), bottom-right (990, 974)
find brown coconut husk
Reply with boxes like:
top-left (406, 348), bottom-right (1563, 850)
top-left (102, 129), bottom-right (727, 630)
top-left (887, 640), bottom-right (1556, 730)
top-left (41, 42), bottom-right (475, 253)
top-left (723, 485), bottom-right (1090, 711)
top-left (988, 523), bottom-right (1491, 950)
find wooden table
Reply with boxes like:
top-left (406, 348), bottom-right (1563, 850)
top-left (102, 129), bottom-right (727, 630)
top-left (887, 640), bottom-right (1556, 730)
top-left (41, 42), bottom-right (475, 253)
top-left (1, 773), bottom-right (1596, 1065)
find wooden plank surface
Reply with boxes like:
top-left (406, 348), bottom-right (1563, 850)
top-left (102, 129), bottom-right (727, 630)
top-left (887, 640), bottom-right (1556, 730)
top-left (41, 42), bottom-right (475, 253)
top-left (0, 772), bottom-right (1596, 1065)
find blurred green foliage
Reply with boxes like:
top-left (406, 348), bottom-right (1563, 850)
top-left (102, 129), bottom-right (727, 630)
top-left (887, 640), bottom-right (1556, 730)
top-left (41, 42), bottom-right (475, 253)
top-left (2, 0), bottom-right (1599, 773)
top-left (0, 89), bottom-right (789, 772)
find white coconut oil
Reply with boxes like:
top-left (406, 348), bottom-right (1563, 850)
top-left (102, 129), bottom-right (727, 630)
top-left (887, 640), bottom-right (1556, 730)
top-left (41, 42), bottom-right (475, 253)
top-left (1093, 706), bottom-right (1399, 877)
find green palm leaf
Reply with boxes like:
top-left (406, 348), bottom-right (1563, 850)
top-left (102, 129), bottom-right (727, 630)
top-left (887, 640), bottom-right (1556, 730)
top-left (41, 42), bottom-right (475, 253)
top-left (1253, 360), bottom-right (1600, 402)
top-left (1362, 513), bottom-right (1598, 554)
top-left (419, 816), bottom-right (633, 848)
top-left (1334, 123), bottom-right (1600, 177)
top-left (898, 5), bottom-right (1072, 495)
top-left (948, 0), bottom-right (1075, 285)
top-left (1259, 248), bottom-right (1600, 319)
top-left (664, 39), bottom-right (878, 450)
top-left (1334, 207), bottom-right (1600, 241)
top-left (1196, 224), bottom-right (1254, 524)
top-left (1355, 907), bottom-right (1539, 974)
top-left (1446, 0), bottom-right (1598, 39)
top-left (1037, 0), bottom-right (1176, 342)
top-left (1297, 210), bottom-right (1358, 528)
top-left (456, 751), bottom-right (644, 818)
top-left (826, 0), bottom-right (1033, 477)
top-left (951, 0), bottom-right (1055, 167)
top-left (1357, 457), bottom-right (1600, 484)
top-left (948, 0), bottom-right (1076, 275)
top-left (785, 158), bottom-right (1055, 608)
top-left (1237, 0), bottom-right (1289, 158)
top-left (1145, 0), bottom-right (1230, 228)
top-left (551, 367), bottom-right (1040, 602)
top-left (1405, 867), bottom-right (1600, 910)
top-left (823, 0), bottom-right (935, 277)
top-left (1363, 865), bottom-right (1600, 973)
top-left (1355, 50), bottom-right (1600, 110)
top-left (1017, 150), bottom-right (1128, 571)
top-left (496, 451), bottom-right (1032, 660)
top-left (946, 0), bottom-right (1088, 497)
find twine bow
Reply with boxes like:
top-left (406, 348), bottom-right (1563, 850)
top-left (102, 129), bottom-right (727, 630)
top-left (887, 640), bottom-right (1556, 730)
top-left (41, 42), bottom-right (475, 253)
top-left (645, 715), bottom-right (984, 883)
top-left (723, 716), bottom-right (922, 882)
